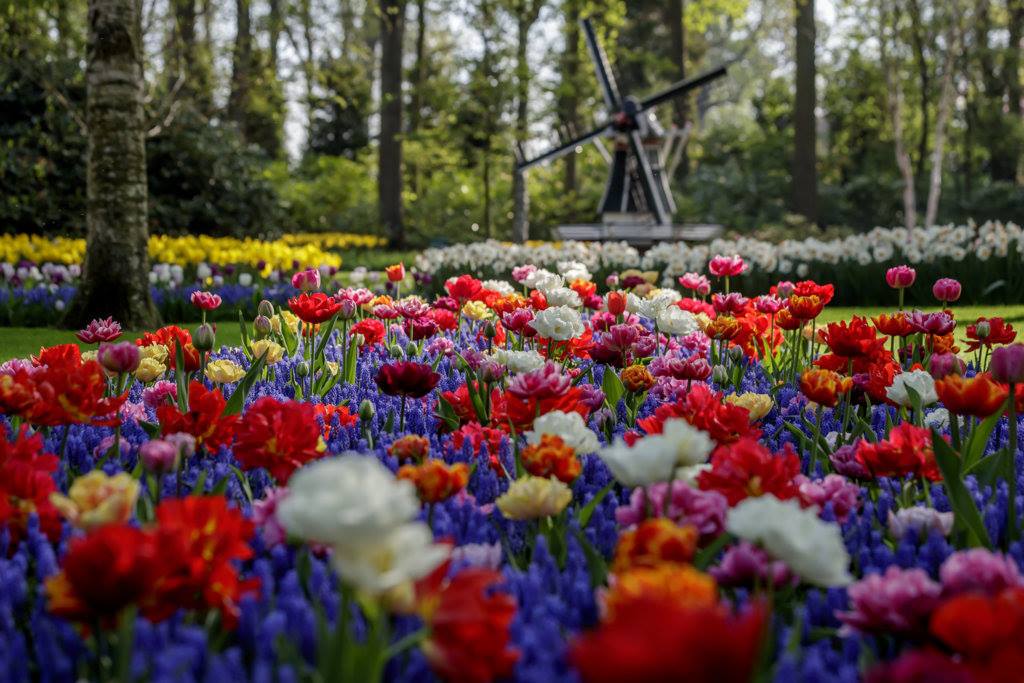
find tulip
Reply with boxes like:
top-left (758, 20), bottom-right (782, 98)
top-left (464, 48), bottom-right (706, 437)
top-left (929, 352), bottom-right (965, 379)
top-left (385, 263), bottom-right (406, 282)
top-left (607, 290), bottom-right (627, 316)
top-left (140, 439), bottom-right (180, 474)
top-left (193, 323), bottom-right (216, 352)
top-left (708, 254), bottom-right (746, 278)
top-left (75, 316), bottom-right (122, 344)
top-left (253, 315), bottom-right (272, 338)
top-left (991, 343), bottom-right (1024, 384)
top-left (885, 265), bottom-right (916, 310)
top-left (932, 278), bottom-right (962, 304)
top-left (291, 267), bottom-right (321, 292)
top-left (257, 299), bottom-right (275, 318)
top-left (775, 281), bottom-right (795, 299)
top-left (97, 341), bottom-right (141, 375)
top-left (190, 290), bottom-right (222, 312)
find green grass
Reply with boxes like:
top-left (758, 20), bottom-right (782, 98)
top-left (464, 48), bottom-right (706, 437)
top-left (1, 305), bottom-right (1021, 362)
top-left (0, 323), bottom-right (243, 362)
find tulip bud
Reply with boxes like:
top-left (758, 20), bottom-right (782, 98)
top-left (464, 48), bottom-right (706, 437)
top-left (712, 365), bottom-right (729, 384)
top-left (405, 341), bottom-right (418, 357)
top-left (929, 352), bottom-right (965, 379)
top-left (991, 344), bottom-right (1024, 384)
top-left (295, 361), bottom-right (310, 378)
top-left (339, 299), bottom-right (357, 320)
top-left (728, 345), bottom-right (744, 362)
top-left (193, 323), bottom-right (216, 352)
top-left (359, 399), bottom-right (376, 421)
top-left (97, 341), bottom-right (141, 374)
top-left (484, 321), bottom-right (497, 339)
top-left (976, 321), bottom-right (991, 339)
top-left (593, 406), bottom-right (616, 430)
top-left (139, 439), bottom-right (179, 473)
top-left (258, 299), bottom-right (275, 318)
top-left (253, 315), bottom-right (272, 339)
top-left (165, 432), bottom-right (197, 460)
top-left (389, 343), bottom-right (404, 359)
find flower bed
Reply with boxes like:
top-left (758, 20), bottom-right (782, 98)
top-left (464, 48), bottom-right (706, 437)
top-left (1, 256), bottom-right (1023, 681)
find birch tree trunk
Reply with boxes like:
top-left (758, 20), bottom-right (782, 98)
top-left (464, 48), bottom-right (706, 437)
top-left (924, 25), bottom-right (958, 228)
top-left (65, 0), bottom-right (159, 329)
top-left (879, 0), bottom-right (917, 230)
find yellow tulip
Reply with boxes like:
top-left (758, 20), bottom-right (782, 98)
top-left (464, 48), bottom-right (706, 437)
top-left (250, 339), bottom-right (285, 365)
top-left (496, 476), bottom-right (572, 520)
top-left (135, 357), bottom-right (166, 382)
top-left (50, 471), bottom-right (140, 531)
top-left (206, 359), bottom-right (246, 384)
top-left (461, 300), bottom-right (492, 321)
top-left (724, 392), bottom-right (775, 422)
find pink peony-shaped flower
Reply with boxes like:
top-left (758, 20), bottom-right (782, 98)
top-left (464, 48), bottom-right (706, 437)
top-left (75, 317), bottom-right (122, 344)
top-left (615, 482), bottom-right (728, 543)
top-left (511, 264), bottom-right (537, 283)
top-left (507, 362), bottom-right (572, 399)
top-left (711, 292), bottom-right (749, 315)
top-left (774, 281), bottom-right (796, 298)
top-left (710, 541), bottom-right (796, 589)
top-left (754, 295), bottom-right (786, 315)
top-left (885, 265), bottom-right (917, 289)
top-left (939, 548), bottom-right (1024, 596)
top-left (932, 278), bottom-right (962, 304)
top-left (795, 474), bottom-right (860, 523)
top-left (906, 310), bottom-right (955, 336)
top-left (190, 290), bottom-right (222, 311)
top-left (143, 380), bottom-right (178, 409)
top-left (708, 254), bottom-right (746, 277)
top-left (838, 566), bottom-right (942, 636)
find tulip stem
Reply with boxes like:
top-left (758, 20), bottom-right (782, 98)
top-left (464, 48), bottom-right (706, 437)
top-left (399, 395), bottom-right (407, 432)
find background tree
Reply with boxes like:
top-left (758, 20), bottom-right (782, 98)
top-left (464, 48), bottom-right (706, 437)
top-left (65, 0), bottom-right (158, 329)
top-left (792, 0), bottom-right (818, 225)
top-left (379, 0), bottom-right (407, 248)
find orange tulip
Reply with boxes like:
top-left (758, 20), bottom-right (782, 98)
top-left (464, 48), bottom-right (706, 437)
top-left (607, 291), bottom-right (627, 316)
top-left (385, 263), bottom-right (406, 282)
top-left (934, 373), bottom-right (1008, 418)
top-left (800, 368), bottom-right (853, 407)
top-left (787, 294), bottom-right (824, 321)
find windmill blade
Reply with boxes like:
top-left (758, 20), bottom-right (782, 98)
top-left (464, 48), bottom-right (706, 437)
top-left (637, 65), bottom-right (728, 113)
top-left (517, 122), bottom-right (610, 171)
top-left (627, 130), bottom-right (670, 225)
top-left (581, 18), bottom-right (621, 112)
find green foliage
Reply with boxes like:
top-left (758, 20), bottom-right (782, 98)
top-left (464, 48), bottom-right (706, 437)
top-left (267, 154), bottom-right (376, 234)
top-left (147, 107), bottom-right (285, 237)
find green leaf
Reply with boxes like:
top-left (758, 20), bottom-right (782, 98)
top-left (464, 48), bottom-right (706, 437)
top-left (342, 336), bottom-right (359, 383)
top-left (962, 412), bottom-right (1001, 471)
top-left (224, 350), bottom-right (269, 415)
top-left (601, 369), bottom-right (625, 410)
top-left (231, 465), bottom-right (254, 504)
top-left (279, 306), bottom-right (298, 356)
top-left (932, 431), bottom-right (992, 548)
top-left (434, 394), bottom-right (461, 432)
top-left (138, 420), bottom-right (161, 439)
top-left (312, 312), bottom-right (340, 364)
top-left (238, 309), bottom-right (252, 357)
top-left (193, 469), bottom-right (208, 495)
top-left (174, 339), bottom-right (189, 412)
top-left (577, 481), bottom-right (614, 529)
top-left (693, 532), bottom-right (733, 570)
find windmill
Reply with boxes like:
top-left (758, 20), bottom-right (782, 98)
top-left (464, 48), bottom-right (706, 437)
top-left (516, 17), bottom-right (728, 244)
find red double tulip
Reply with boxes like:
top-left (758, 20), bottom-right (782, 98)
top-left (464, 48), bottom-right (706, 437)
top-left (288, 292), bottom-right (342, 325)
top-left (376, 361), bottom-right (441, 398)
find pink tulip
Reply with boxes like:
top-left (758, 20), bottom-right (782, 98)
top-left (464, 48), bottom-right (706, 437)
top-left (190, 290), bottom-right (222, 311)
top-left (708, 254), bottom-right (746, 277)
top-left (291, 267), bottom-right (321, 292)
top-left (97, 341), bottom-right (141, 374)
top-left (991, 343), bottom-right (1024, 384)
top-left (678, 273), bottom-right (711, 293)
top-left (932, 278), bottom-right (962, 304)
top-left (512, 264), bottom-right (537, 283)
top-left (711, 292), bottom-right (749, 315)
top-left (774, 281), bottom-right (796, 299)
top-left (754, 295), bottom-right (786, 315)
top-left (885, 265), bottom-right (916, 289)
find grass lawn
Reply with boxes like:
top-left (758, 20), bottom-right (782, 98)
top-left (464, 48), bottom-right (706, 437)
top-left (1, 305), bottom-right (1021, 362)
top-left (0, 323), bottom-right (243, 362)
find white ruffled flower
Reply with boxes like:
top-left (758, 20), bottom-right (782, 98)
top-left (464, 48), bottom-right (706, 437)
top-left (543, 286), bottom-right (582, 308)
top-left (529, 305), bottom-right (584, 340)
top-left (886, 369), bottom-right (938, 407)
top-left (727, 495), bottom-right (853, 587)
top-left (598, 436), bottom-right (678, 487)
top-left (527, 269), bottom-right (564, 293)
top-left (278, 455), bottom-right (420, 546)
top-left (651, 418), bottom-right (715, 467)
top-left (656, 307), bottom-right (698, 336)
top-left (888, 507), bottom-right (954, 539)
top-left (481, 279), bottom-right (515, 295)
top-left (493, 348), bottom-right (545, 374)
top-left (526, 410), bottom-right (600, 454)
top-left (330, 522), bottom-right (450, 594)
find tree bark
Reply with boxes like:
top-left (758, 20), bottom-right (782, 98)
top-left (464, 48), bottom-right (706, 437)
top-left (924, 27), bottom-right (957, 228)
top-left (268, 0), bottom-right (283, 73)
top-left (559, 0), bottom-right (581, 195)
top-left (905, 0), bottom-right (931, 181)
top-left (512, 7), bottom-right (531, 243)
top-left (228, 0), bottom-right (253, 130)
top-left (793, 0), bottom-right (818, 225)
top-left (66, 0), bottom-right (159, 329)
top-left (379, 0), bottom-right (406, 248)
top-left (667, 0), bottom-right (690, 180)
top-left (879, 0), bottom-right (917, 229)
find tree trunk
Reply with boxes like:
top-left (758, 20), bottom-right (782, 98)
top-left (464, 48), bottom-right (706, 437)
top-left (512, 3), bottom-right (540, 243)
top-left (905, 0), bottom-right (931, 181)
top-left (559, 0), bottom-right (581, 195)
top-left (879, 0), bottom-right (917, 229)
top-left (925, 27), bottom-right (958, 228)
top-left (1006, 0), bottom-right (1023, 180)
top-left (379, 0), bottom-right (406, 248)
top-left (793, 0), bottom-right (818, 225)
top-left (268, 0), bottom-right (283, 73)
top-left (66, 0), bottom-right (159, 329)
top-left (228, 0), bottom-right (252, 130)
top-left (409, 0), bottom-right (427, 134)
top-left (667, 0), bottom-right (690, 180)
top-left (298, 0), bottom-right (316, 133)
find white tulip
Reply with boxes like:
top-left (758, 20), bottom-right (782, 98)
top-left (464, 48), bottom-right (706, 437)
top-left (526, 410), bottom-right (600, 454)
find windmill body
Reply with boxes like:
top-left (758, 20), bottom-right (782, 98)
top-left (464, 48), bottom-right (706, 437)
top-left (516, 17), bottom-right (728, 245)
